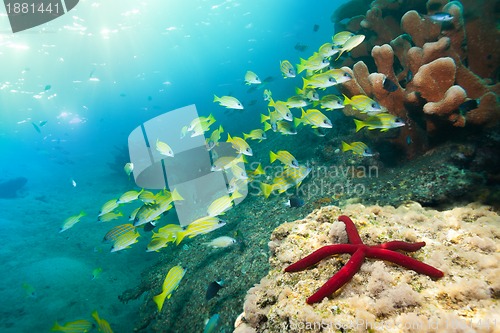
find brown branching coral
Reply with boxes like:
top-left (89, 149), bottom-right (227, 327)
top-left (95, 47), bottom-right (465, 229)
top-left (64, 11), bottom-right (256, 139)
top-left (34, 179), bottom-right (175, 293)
top-left (336, 0), bottom-right (499, 159)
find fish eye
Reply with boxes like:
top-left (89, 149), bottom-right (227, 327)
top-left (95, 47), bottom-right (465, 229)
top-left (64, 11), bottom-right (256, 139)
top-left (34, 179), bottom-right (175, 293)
top-left (344, 73), bottom-right (351, 77)
top-left (329, 77), bottom-right (335, 82)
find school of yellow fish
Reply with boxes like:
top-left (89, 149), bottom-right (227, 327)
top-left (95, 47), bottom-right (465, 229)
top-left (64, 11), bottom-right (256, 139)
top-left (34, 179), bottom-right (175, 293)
top-left (57, 30), bottom-right (408, 327)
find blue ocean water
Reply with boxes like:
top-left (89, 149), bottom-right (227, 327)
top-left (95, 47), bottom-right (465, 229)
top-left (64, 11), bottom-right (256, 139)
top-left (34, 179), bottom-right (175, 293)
top-left (0, 0), bottom-right (348, 332)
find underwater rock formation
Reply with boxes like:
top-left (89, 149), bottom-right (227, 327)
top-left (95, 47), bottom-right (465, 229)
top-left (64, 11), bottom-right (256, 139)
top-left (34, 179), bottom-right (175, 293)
top-left (0, 177), bottom-right (27, 198)
top-left (334, 0), bottom-right (500, 159)
top-left (235, 203), bottom-right (499, 333)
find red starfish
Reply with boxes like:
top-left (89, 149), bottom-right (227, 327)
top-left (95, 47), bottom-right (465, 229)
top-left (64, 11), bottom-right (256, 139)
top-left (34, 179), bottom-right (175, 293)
top-left (285, 215), bottom-right (444, 304)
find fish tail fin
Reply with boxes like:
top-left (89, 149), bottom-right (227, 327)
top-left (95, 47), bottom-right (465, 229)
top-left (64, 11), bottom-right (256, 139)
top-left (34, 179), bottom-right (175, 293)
top-left (297, 58), bottom-right (306, 74)
top-left (263, 122), bottom-right (271, 132)
top-left (293, 117), bottom-right (302, 128)
top-left (259, 182), bottom-right (273, 199)
top-left (300, 108), bottom-right (307, 119)
top-left (213, 95), bottom-right (220, 103)
top-left (171, 188), bottom-right (184, 201)
top-left (242, 132), bottom-right (249, 140)
top-left (302, 77), bottom-right (309, 89)
top-left (254, 163), bottom-right (265, 176)
top-left (80, 211), bottom-right (87, 217)
top-left (51, 322), bottom-right (63, 331)
top-left (353, 119), bottom-right (366, 132)
top-left (260, 113), bottom-right (269, 123)
top-left (268, 97), bottom-right (275, 107)
top-left (175, 231), bottom-right (186, 245)
top-left (312, 100), bottom-right (319, 107)
top-left (208, 113), bottom-right (215, 123)
top-left (226, 133), bottom-right (232, 143)
top-left (341, 141), bottom-right (351, 152)
top-left (153, 292), bottom-right (166, 311)
top-left (295, 86), bottom-right (304, 96)
top-left (219, 125), bottom-right (224, 133)
top-left (231, 190), bottom-right (243, 201)
top-left (269, 151), bottom-right (277, 163)
top-left (91, 310), bottom-right (99, 322)
top-left (342, 94), bottom-right (351, 105)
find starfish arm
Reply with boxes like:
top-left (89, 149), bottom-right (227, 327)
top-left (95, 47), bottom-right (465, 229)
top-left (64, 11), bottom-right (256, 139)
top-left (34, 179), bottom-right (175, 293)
top-left (306, 248), bottom-right (366, 304)
top-left (366, 247), bottom-right (444, 278)
top-left (285, 244), bottom-right (359, 272)
top-left (375, 241), bottom-right (426, 252)
top-left (338, 215), bottom-right (363, 244)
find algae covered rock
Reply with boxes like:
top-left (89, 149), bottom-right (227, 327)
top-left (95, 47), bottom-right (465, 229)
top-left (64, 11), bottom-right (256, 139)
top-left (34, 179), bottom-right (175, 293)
top-left (236, 203), bottom-right (499, 333)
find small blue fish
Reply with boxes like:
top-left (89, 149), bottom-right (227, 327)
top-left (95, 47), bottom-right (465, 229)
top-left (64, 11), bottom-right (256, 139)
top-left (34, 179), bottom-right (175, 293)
top-left (382, 77), bottom-right (398, 92)
top-left (459, 99), bottom-right (479, 113)
top-left (427, 12), bottom-right (454, 22)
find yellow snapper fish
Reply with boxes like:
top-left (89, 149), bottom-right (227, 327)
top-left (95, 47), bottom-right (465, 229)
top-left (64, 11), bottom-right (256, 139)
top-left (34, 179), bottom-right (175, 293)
top-left (318, 42), bottom-right (339, 58)
top-left (335, 34), bottom-right (365, 60)
top-left (244, 70), bottom-right (261, 85)
top-left (318, 94), bottom-right (345, 110)
top-left (269, 150), bottom-right (299, 169)
top-left (227, 177), bottom-right (248, 194)
top-left (139, 190), bottom-right (156, 204)
top-left (227, 133), bottom-right (253, 156)
top-left (51, 319), bottom-right (93, 333)
top-left (211, 154), bottom-right (244, 171)
top-left (124, 162), bottom-right (134, 177)
top-left (280, 60), bottom-right (296, 78)
top-left (342, 141), bottom-right (374, 157)
top-left (302, 73), bottom-right (337, 90)
top-left (213, 95), bottom-right (243, 109)
top-left (268, 98), bottom-right (293, 121)
top-left (206, 125), bottom-right (224, 150)
top-left (207, 191), bottom-right (243, 217)
top-left (286, 95), bottom-right (308, 108)
top-left (133, 203), bottom-right (169, 227)
top-left (243, 129), bottom-right (267, 142)
top-left (147, 237), bottom-right (171, 252)
top-left (263, 89), bottom-right (272, 101)
top-left (188, 114), bottom-right (216, 132)
top-left (97, 211), bottom-right (123, 223)
top-left (156, 138), bottom-right (174, 157)
top-left (155, 224), bottom-right (183, 242)
top-left (117, 189), bottom-right (144, 204)
top-left (110, 230), bottom-right (140, 252)
top-left (325, 69), bottom-right (353, 84)
top-left (332, 31), bottom-right (355, 46)
top-left (276, 120), bottom-right (297, 135)
top-left (91, 267), bottom-right (103, 280)
top-left (260, 165), bottom-right (311, 198)
top-left (295, 108), bottom-right (332, 128)
top-left (153, 265), bottom-right (186, 312)
top-left (203, 236), bottom-right (237, 248)
top-left (60, 211), bottom-right (86, 233)
top-left (98, 199), bottom-right (118, 217)
top-left (343, 94), bottom-right (382, 114)
top-left (103, 224), bottom-right (135, 242)
top-left (354, 113), bottom-right (405, 132)
top-left (229, 163), bottom-right (248, 181)
top-left (295, 86), bottom-right (319, 101)
top-left (297, 53), bottom-right (330, 74)
top-left (260, 108), bottom-right (281, 131)
top-left (175, 216), bottom-right (226, 244)
top-left (91, 311), bottom-right (113, 333)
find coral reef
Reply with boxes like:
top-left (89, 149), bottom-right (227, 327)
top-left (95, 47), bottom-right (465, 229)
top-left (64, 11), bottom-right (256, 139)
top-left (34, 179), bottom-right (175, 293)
top-left (236, 203), bottom-right (499, 333)
top-left (0, 177), bottom-right (27, 198)
top-left (334, 0), bottom-right (500, 159)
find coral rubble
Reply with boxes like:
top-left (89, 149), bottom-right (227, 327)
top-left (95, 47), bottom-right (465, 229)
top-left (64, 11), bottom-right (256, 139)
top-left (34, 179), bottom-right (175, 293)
top-left (236, 203), bottom-right (499, 333)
